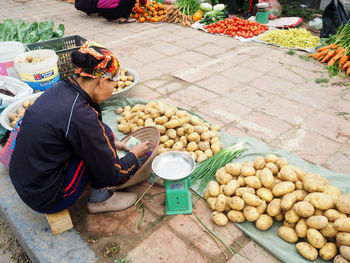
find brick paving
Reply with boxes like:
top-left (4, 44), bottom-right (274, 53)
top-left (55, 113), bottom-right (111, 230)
top-left (2, 0), bottom-right (350, 262)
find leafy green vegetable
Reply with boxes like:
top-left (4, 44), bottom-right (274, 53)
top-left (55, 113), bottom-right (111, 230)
top-left (0, 19), bottom-right (64, 44)
top-left (315, 78), bottom-right (329, 83)
top-left (286, 49), bottom-right (295, 55)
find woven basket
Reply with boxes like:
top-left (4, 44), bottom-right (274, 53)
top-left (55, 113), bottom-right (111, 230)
top-left (108, 126), bottom-right (160, 190)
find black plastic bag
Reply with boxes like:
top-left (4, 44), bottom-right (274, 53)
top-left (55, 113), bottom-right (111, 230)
top-left (321, 0), bottom-right (349, 38)
top-left (75, 0), bottom-right (99, 15)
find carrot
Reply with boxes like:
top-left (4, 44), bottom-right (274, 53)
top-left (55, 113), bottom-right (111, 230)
top-left (321, 50), bottom-right (336, 62)
top-left (343, 61), bottom-right (350, 71)
top-left (347, 66), bottom-right (350, 75)
top-left (339, 56), bottom-right (349, 69)
top-left (328, 48), bottom-right (346, 66)
top-left (317, 45), bottom-right (331, 52)
top-left (315, 49), bottom-right (331, 59)
top-left (330, 43), bottom-right (338, 49)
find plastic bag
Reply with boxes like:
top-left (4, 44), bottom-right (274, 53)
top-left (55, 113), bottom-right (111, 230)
top-left (321, 0), bottom-right (349, 38)
top-left (0, 76), bottom-right (33, 105)
top-left (258, 0), bottom-right (282, 20)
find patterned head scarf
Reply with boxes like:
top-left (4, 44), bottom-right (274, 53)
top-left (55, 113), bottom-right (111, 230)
top-left (75, 40), bottom-right (121, 81)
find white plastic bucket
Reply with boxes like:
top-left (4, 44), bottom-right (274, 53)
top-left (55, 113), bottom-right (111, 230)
top-left (14, 49), bottom-right (59, 92)
top-left (0, 41), bottom-right (25, 79)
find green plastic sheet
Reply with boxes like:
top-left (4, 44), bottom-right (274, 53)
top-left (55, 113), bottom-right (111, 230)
top-left (102, 97), bottom-right (350, 263)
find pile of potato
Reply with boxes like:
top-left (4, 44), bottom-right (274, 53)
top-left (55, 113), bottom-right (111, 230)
top-left (114, 67), bottom-right (134, 93)
top-left (116, 101), bottom-right (221, 161)
top-left (8, 100), bottom-right (33, 128)
top-left (204, 154), bottom-right (350, 262)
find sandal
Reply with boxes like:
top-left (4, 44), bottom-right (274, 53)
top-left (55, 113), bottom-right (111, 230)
top-left (118, 18), bottom-right (136, 23)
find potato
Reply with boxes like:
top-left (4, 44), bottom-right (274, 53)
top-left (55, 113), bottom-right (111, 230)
top-left (256, 214), bottom-right (273, 231)
top-left (260, 168), bottom-right (274, 189)
top-left (267, 198), bottom-right (282, 217)
top-left (244, 176), bottom-right (262, 189)
top-left (237, 176), bottom-right (246, 187)
top-left (236, 187), bottom-right (255, 197)
top-left (321, 222), bottom-right (338, 238)
top-left (198, 141), bottom-right (210, 151)
top-left (255, 170), bottom-right (262, 178)
top-left (203, 190), bottom-right (210, 200)
top-left (265, 154), bottom-right (278, 163)
top-left (188, 132), bottom-right (200, 142)
top-left (172, 142), bottom-right (184, 151)
top-left (215, 194), bottom-right (227, 212)
top-left (281, 192), bottom-right (297, 211)
top-left (208, 181), bottom-right (220, 197)
top-left (253, 156), bottom-right (265, 170)
top-left (306, 215), bottom-right (328, 230)
top-left (241, 166), bottom-right (256, 177)
top-left (257, 200), bottom-right (267, 214)
top-left (294, 190), bottom-right (308, 201)
top-left (340, 246), bottom-right (350, 261)
top-left (325, 185), bottom-right (342, 199)
top-left (314, 209), bottom-right (324, 216)
top-left (275, 213), bottom-right (284, 221)
top-left (290, 165), bottom-right (306, 181)
top-left (272, 182), bottom-right (295, 197)
top-left (336, 194), bottom-right (350, 214)
top-left (229, 196), bottom-right (245, 210)
top-left (256, 188), bottom-right (274, 202)
top-left (319, 243), bottom-right (337, 260)
top-left (197, 153), bottom-right (207, 163)
top-left (207, 196), bottom-right (217, 210)
top-left (210, 137), bottom-right (220, 144)
top-left (302, 173), bottom-right (326, 193)
top-left (243, 206), bottom-right (259, 222)
top-left (164, 139), bottom-right (175, 148)
top-left (223, 180), bottom-right (240, 196)
top-left (307, 228), bottom-right (326, 248)
top-left (242, 193), bottom-right (263, 206)
top-left (285, 209), bottom-right (300, 223)
top-left (215, 168), bottom-right (233, 185)
top-left (276, 157), bottom-right (288, 169)
top-left (225, 163), bottom-right (242, 177)
top-left (186, 141), bottom-right (198, 152)
top-left (211, 212), bottom-right (228, 226)
top-left (211, 142), bottom-right (222, 154)
top-left (265, 162), bottom-right (279, 175)
top-left (227, 210), bottom-right (245, 223)
top-left (280, 165), bottom-right (298, 182)
top-left (294, 201), bottom-right (315, 218)
top-left (334, 255), bottom-right (350, 263)
top-left (296, 219), bottom-right (308, 238)
top-left (243, 161), bottom-right (254, 167)
top-left (295, 181), bottom-right (303, 190)
top-left (200, 131), bottom-right (210, 141)
top-left (335, 218), bottom-right (350, 232)
top-left (283, 220), bottom-right (296, 228)
top-left (306, 193), bottom-right (334, 210)
top-left (296, 242), bottom-right (318, 261)
top-left (219, 185), bottom-right (225, 195)
top-left (273, 178), bottom-right (283, 186)
top-left (278, 226), bottom-right (298, 243)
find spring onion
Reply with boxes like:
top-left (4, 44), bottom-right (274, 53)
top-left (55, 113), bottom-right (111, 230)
top-left (190, 142), bottom-right (247, 194)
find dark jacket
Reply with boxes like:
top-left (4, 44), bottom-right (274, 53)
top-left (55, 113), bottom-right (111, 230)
top-left (9, 78), bottom-right (139, 212)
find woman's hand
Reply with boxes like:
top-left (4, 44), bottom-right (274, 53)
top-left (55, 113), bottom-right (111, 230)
top-left (115, 141), bottom-right (130, 151)
top-left (130, 141), bottom-right (150, 158)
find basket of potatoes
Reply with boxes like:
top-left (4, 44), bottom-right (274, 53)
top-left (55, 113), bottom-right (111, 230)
top-left (0, 92), bottom-right (42, 130)
top-left (108, 67), bottom-right (138, 100)
top-left (115, 101), bottom-right (222, 161)
top-left (204, 154), bottom-right (350, 262)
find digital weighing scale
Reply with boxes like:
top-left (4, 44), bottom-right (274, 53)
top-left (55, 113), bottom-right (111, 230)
top-left (256, 2), bottom-right (270, 24)
top-left (152, 151), bottom-right (195, 215)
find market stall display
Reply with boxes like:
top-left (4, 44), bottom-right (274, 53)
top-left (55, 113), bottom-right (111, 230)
top-left (198, 3), bottom-right (227, 25)
top-left (163, 6), bottom-right (193, 26)
top-left (115, 101), bottom-right (222, 161)
top-left (203, 154), bottom-right (350, 261)
top-left (256, 28), bottom-right (320, 51)
top-left (131, 0), bottom-right (168, 23)
top-left (0, 19), bottom-right (64, 43)
top-left (108, 67), bottom-right (139, 100)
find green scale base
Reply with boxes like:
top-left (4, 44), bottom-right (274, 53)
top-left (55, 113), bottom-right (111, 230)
top-left (256, 11), bottom-right (269, 24)
top-left (164, 178), bottom-right (193, 215)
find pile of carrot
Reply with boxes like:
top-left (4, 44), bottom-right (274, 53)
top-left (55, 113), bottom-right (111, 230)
top-left (310, 44), bottom-right (350, 75)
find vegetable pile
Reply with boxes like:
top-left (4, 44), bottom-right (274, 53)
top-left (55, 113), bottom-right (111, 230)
top-left (114, 68), bottom-right (134, 93)
top-left (198, 3), bottom-right (227, 25)
top-left (0, 19), bottom-right (64, 43)
top-left (131, 0), bottom-right (167, 23)
top-left (310, 22), bottom-right (350, 77)
top-left (115, 101), bottom-right (222, 161)
top-left (175, 0), bottom-right (199, 16)
top-left (204, 154), bottom-right (350, 261)
top-left (9, 100), bottom-right (33, 128)
top-left (204, 17), bottom-right (268, 38)
top-left (258, 28), bottom-right (320, 49)
top-left (163, 6), bottom-right (193, 27)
